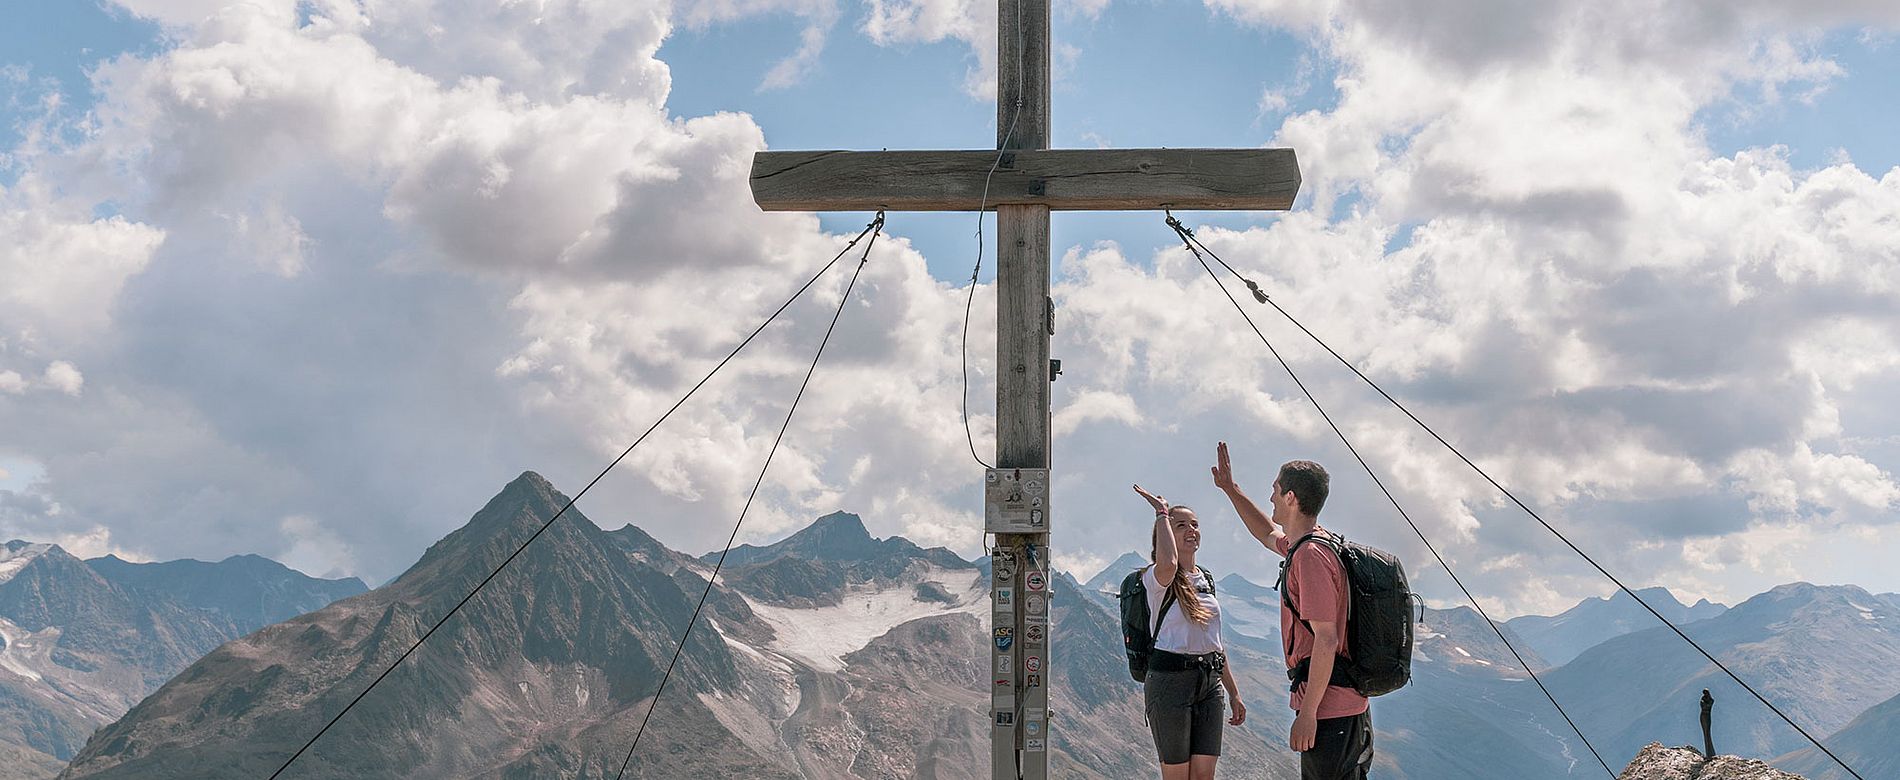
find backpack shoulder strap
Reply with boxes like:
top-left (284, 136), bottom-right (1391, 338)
top-left (1278, 531), bottom-right (1347, 655)
top-left (1199, 566), bottom-right (1216, 596)
top-left (1119, 567), bottom-right (1145, 597)
top-left (1277, 533), bottom-right (1329, 614)
top-left (1150, 565), bottom-right (1183, 638)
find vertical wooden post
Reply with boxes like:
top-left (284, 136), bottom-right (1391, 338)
top-left (746, 1), bottom-right (1297, 773)
top-left (994, 2), bottom-right (1051, 778)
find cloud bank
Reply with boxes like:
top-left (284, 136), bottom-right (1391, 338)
top-left (0, 0), bottom-right (1895, 615)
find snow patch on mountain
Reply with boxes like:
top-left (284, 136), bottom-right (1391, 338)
top-left (744, 566), bottom-right (987, 672)
top-left (0, 616), bottom-right (57, 682)
top-left (0, 542), bottom-right (52, 584)
top-left (1217, 584), bottom-right (1281, 640)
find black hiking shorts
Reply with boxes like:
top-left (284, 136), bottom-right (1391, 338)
top-left (1144, 659), bottom-right (1225, 764)
top-left (1301, 711), bottom-right (1373, 780)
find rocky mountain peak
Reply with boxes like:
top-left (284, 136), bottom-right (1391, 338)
top-left (1505, 584), bottom-right (1729, 669)
top-left (392, 469), bottom-right (594, 588)
top-left (1729, 582), bottom-right (1891, 626)
top-left (57, 471), bottom-right (756, 779)
top-left (0, 540), bottom-right (59, 585)
top-left (1617, 586), bottom-right (1689, 608)
top-left (1, 543), bottom-right (115, 623)
top-left (1217, 571), bottom-right (1277, 599)
top-left (1082, 551), bottom-right (1151, 595)
top-left (1617, 743), bottom-right (1804, 779)
top-left (785, 510), bottom-right (875, 550)
top-left (713, 510), bottom-right (944, 571)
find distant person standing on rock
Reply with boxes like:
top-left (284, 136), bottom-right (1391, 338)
top-left (1213, 443), bottom-right (1373, 780)
top-left (1133, 484), bottom-right (1246, 780)
top-left (1701, 689), bottom-right (1715, 758)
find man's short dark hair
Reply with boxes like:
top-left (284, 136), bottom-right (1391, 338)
top-left (1276, 460), bottom-right (1330, 517)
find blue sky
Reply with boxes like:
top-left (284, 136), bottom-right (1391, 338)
top-left (657, 1), bottom-right (1331, 281)
top-left (3, 0), bottom-right (1899, 617)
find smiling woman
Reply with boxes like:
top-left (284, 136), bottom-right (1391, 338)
top-left (1127, 484), bottom-right (1241, 780)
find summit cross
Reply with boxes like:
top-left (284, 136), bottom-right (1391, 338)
top-left (748, 2), bottom-right (1299, 777)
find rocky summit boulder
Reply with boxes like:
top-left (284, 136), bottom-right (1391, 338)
top-left (1618, 743), bottom-right (1805, 780)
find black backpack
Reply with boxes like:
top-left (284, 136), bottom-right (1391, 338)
top-left (1119, 564), bottom-right (1215, 682)
top-left (1277, 531), bottom-right (1415, 697)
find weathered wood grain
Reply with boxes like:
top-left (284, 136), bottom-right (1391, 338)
top-left (995, 203), bottom-right (1051, 471)
top-left (749, 148), bottom-right (1300, 212)
top-left (998, 0), bottom-right (1049, 151)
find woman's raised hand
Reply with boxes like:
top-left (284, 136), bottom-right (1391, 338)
top-left (1132, 484), bottom-right (1168, 514)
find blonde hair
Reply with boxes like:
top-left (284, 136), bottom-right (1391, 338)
top-left (1151, 506), bottom-right (1212, 625)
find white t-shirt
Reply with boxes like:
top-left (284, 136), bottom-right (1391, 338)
top-left (1143, 565), bottom-right (1225, 655)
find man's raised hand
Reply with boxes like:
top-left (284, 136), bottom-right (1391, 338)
top-left (1212, 441), bottom-right (1238, 493)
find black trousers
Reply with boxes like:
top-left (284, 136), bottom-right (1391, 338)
top-left (1301, 711), bottom-right (1373, 780)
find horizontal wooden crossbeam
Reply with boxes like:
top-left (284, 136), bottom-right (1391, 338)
top-left (750, 148), bottom-right (1299, 212)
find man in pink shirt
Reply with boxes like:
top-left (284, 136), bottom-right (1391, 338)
top-left (1213, 443), bottom-right (1373, 779)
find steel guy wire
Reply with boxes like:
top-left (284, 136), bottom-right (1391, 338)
top-left (264, 215), bottom-right (887, 780)
top-left (614, 213), bottom-right (885, 778)
top-left (1169, 215), bottom-right (1867, 780)
top-left (1167, 214), bottom-right (1616, 778)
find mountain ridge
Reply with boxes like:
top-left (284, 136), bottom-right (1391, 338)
top-left (1547, 581), bottom-right (1900, 765)
top-left (1775, 688), bottom-right (1900, 780)
top-left (0, 539), bottom-right (365, 779)
top-left (1505, 585), bottom-right (1727, 668)
top-left (34, 472), bottom-right (1900, 779)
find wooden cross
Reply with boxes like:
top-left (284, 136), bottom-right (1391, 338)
top-left (749, 2), bottom-right (1297, 776)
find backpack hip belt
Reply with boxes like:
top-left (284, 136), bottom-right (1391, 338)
top-left (1150, 648), bottom-right (1226, 674)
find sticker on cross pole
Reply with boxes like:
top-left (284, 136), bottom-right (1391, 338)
top-left (992, 549), bottom-right (1016, 582)
top-left (994, 627), bottom-right (1014, 652)
top-left (1026, 594), bottom-right (1046, 615)
top-left (995, 711), bottom-right (1015, 728)
top-left (1025, 571), bottom-right (1045, 591)
top-left (994, 587), bottom-right (1014, 610)
top-left (1025, 655), bottom-right (1041, 673)
top-left (1025, 624), bottom-right (1044, 645)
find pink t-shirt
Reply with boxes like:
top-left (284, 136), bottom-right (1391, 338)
top-left (1276, 530), bottom-right (1371, 719)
